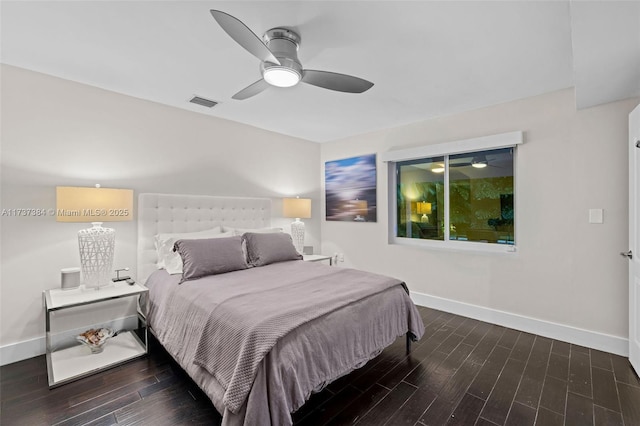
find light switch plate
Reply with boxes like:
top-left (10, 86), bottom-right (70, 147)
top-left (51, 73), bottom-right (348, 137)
top-left (589, 208), bottom-right (604, 224)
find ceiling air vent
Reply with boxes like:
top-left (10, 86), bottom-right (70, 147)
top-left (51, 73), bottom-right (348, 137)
top-left (189, 96), bottom-right (218, 108)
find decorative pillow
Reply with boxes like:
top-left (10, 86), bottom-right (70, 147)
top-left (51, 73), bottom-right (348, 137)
top-left (173, 236), bottom-right (247, 283)
top-left (243, 232), bottom-right (302, 267)
top-left (168, 231), bottom-right (236, 274)
top-left (154, 227), bottom-right (224, 274)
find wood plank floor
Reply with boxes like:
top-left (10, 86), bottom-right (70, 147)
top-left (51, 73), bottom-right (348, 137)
top-left (2, 306), bottom-right (639, 425)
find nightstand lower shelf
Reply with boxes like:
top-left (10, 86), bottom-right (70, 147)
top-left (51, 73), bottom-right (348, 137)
top-left (48, 331), bottom-right (146, 387)
top-left (303, 254), bottom-right (333, 265)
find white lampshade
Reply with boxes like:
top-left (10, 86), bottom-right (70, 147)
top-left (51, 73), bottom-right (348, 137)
top-left (56, 186), bottom-right (133, 222)
top-left (56, 186), bottom-right (133, 289)
top-left (283, 198), bottom-right (311, 219)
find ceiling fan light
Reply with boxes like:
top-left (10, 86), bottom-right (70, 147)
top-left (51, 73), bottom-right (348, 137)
top-left (263, 66), bottom-right (301, 87)
top-left (471, 155), bottom-right (488, 168)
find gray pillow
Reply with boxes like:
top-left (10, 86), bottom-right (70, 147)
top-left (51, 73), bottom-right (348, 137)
top-left (173, 236), bottom-right (247, 283)
top-left (243, 232), bottom-right (303, 267)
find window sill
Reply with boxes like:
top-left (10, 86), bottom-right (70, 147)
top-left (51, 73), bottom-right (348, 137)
top-left (392, 236), bottom-right (518, 256)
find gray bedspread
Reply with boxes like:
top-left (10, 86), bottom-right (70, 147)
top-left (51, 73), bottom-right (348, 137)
top-left (145, 261), bottom-right (425, 426)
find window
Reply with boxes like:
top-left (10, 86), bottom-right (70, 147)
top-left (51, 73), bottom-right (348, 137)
top-left (383, 132), bottom-right (522, 252)
top-left (397, 156), bottom-right (446, 240)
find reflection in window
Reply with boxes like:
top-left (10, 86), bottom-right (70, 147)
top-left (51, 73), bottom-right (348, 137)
top-left (449, 148), bottom-right (514, 244)
top-left (396, 148), bottom-right (514, 245)
top-left (397, 156), bottom-right (445, 240)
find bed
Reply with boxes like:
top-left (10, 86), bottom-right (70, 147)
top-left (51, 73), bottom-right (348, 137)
top-left (137, 193), bottom-right (425, 426)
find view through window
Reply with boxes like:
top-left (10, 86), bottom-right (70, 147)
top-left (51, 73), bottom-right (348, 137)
top-left (397, 147), bottom-right (515, 245)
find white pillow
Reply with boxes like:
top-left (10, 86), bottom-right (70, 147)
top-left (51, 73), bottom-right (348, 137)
top-left (155, 227), bottom-right (222, 271)
top-left (225, 226), bottom-right (283, 236)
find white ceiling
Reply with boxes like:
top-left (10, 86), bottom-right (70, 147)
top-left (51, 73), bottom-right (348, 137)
top-left (2, 1), bottom-right (639, 143)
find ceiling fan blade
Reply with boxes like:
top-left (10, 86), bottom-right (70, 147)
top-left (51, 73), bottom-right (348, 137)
top-left (210, 10), bottom-right (280, 65)
top-left (232, 79), bottom-right (270, 100)
top-left (301, 70), bottom-right (373, 93)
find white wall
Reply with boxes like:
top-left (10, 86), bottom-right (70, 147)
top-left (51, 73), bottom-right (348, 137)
top-left (3, 65), bottom-right (636, 363)
top-left (321, 89), bottom-right (639, 354)
top-left (0, 65), bottom-right (320, 363)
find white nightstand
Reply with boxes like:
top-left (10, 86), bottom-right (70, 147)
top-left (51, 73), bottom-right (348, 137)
top-left (303, 254), bottom-right (333, 266)
top-left (43, 282), bottom-right (149, 388)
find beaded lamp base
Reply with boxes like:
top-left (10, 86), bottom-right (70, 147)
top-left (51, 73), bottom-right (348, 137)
top-left (78, 222), bottom-right (115, 289)
top-left (290, 219), bottom-right (305, 255)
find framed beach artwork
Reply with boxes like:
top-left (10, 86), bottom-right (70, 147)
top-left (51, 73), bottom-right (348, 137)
top-left (325, 154), bottom-right (377, 222)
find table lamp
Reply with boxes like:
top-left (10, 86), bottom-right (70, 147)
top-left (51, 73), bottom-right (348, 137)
top-left (416, 201), bottom-right (432, 223)
top-left (56, 185), bottom-right (133, 289)
top-left (283, 197), bottom-right (311, 254)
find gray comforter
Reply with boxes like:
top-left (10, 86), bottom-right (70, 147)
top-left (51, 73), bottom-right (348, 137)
top-left (145, 260), bottom-right (424, 426)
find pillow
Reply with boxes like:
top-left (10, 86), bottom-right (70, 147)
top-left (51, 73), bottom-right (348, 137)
top-left (167, 230), bottom-right (236, 274)
top-left (173, 236), bottom-right (247, 283)
top-left (154, 227), bottom-right (225, 274)
top-left (225, 227), bottom-right (282, 261)
top-left (243, 232), bottom-right (302, 267)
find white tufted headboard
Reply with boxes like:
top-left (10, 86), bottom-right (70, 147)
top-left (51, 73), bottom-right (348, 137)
top-left (137, 193), bottom-right (272, 283)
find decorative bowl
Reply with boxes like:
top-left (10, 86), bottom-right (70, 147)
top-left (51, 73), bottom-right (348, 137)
top-left (76, 328), bottom-right (114, 354)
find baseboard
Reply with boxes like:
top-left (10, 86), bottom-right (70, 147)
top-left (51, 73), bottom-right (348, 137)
top-left (410, 291), bottom-right (629, 357)
top-left (0, 336), bottom-right (45, 366)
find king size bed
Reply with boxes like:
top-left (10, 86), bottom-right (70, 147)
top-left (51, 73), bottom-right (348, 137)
top-left (137, 193), bottom-right (425, 425)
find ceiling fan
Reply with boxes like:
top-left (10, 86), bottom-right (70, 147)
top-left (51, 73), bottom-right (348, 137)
top-left (451, 154), bottom-right (491, 169)
top-left (210, 10), bottom-right (374, 100)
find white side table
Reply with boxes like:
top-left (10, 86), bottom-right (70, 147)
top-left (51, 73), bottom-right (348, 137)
top-left (43, 282), bottom-right (149, 388)
top-left (303, 254), bottom-right (333, 266)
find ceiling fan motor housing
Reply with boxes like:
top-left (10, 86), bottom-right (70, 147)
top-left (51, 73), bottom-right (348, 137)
top-left (261, 28), bottom-right (303, 78)
top-left (209, 10), bottom-right (374, 97)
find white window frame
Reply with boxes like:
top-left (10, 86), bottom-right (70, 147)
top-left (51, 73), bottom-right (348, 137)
top-left (382, 131), bottom-right (523, 254)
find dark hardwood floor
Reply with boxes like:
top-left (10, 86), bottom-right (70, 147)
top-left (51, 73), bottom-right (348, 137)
top-left (2, 306), bottom-right (639, 425)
